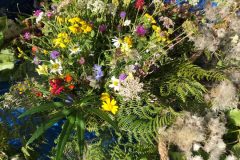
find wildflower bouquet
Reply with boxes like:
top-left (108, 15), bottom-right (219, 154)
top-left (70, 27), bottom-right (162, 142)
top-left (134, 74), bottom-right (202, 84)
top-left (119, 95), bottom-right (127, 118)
top-left (3, 0), bottom-right (240, 159)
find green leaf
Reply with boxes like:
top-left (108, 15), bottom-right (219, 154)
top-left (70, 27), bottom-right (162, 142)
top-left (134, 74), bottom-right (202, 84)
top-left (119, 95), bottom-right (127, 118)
top-left (27, 110), bottom-right (69, 145)
top-left (0, 16), bottom-right (7, 31)
top-left (18, 102), bottom-right (65, 118)
top-left (232, 142), bottom-right (240, 158)
top-left (76, 111), bottom-right (85, 158)
top-left (169, 152), bottom-right (186, 160)
top-left (228, 109), bottom-right (240, 127)
top-left (86, 108), bottom-right (118, 130)
top-left (0, 49), bottom-right (15, 71)
top-left (56, 114), bottom-right (76, 160)
top-left (0, 32), bottom-right (3, 46)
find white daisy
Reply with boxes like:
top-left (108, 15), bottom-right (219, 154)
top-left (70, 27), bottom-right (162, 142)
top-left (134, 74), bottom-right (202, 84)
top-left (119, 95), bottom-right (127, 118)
top-left (109, 76), bottom-right (120, 91)
top-left (112, 37), bottom-right (122, 48)
top-left (69, 47), bottom-right (81, 55)
top-left (123, 19), bottom-right (131, 26)
top-left (50, 59), bottom-right (63, 75)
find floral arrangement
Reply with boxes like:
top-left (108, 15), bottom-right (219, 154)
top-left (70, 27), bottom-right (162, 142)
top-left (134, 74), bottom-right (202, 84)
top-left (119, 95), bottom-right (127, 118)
top-left (0, 0), bottom-right (240, 159)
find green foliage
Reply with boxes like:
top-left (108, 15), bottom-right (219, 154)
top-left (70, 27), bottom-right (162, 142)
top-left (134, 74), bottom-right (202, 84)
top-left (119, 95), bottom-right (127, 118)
top-left (157, 60), bottom-right (225, 102)
top-left (169, 152), bottom-right (186, 160)
top-left (0, 49), bottom-right (15, 71)
top-left (118, 99), bottom-right (176, 144)
top-left (228, 109), bottom-right (240, 127)
top-left (56, 114), bottom-right (76, 159)
top-left (232, 143), bottom-right (240, 158)
top-left (18, 102), bottom-right (65, 119)
top-left (27, 110), bottom-right (71, 145)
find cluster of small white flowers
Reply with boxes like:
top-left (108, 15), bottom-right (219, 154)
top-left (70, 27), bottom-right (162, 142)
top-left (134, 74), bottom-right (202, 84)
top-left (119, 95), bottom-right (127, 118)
top-left (204, 118), bottom-right (226, 160)
top-left (209, 80), bottom-right (238, 111)
top-left (87, 0), bottom-right (106, 13)
top-left (118, 76), bottom-right (144, 101)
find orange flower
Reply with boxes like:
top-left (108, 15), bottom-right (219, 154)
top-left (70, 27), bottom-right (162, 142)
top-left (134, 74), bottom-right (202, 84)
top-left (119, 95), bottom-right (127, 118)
top-left (65, 74), bottom-right (73, 83)
top-left (35, 91), bottom-right (43, 97)
top-left (32, 46), bottom-right (38, 53)
top-left (68, 85), bottom-right (75, 90)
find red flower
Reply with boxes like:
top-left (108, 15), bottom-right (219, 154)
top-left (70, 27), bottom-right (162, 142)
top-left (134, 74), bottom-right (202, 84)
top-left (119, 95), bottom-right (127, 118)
top-left (68, 85), bottom-right (75, 90)
top-left (49, 79), bottom-right (64, 95)
top-left (35, 91), bottom-right (43, 97)
top-left (135, 0), bottom-right (145, 10)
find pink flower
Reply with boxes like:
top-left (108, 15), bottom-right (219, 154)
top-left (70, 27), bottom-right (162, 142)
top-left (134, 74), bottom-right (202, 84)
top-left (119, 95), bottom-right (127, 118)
top-left (136, 25), bottom-right (147, 36)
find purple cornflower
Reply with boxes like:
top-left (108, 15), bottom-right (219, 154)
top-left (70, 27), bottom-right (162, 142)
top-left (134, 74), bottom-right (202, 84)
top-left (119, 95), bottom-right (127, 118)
top-left (120, 11), bottom-right (126, 19)
top-left (34, 10), bottom-right (42, 17)
top-left (99, 24), bottom-right (107, 33)
top-left (23, 32), bottom-right (31, 40)
top-left (93, 64), bottom-right (103, 81)
top-left (119, 73), bottom-right (127, 81)
top-left (50, 51), bottom-right (60, 59)
top-left (136, 25), bottom-right (147, 36)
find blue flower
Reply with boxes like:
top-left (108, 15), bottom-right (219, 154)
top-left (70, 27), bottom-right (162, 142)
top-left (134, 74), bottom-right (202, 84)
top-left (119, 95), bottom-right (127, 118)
top-left (93, 64), bottom-right (104, 81)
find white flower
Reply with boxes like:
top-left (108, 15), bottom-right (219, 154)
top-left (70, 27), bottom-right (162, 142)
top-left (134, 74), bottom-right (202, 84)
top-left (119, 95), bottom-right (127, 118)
top-left (109, 76), bottom-right (120, 91)
top-left (191, 156), bottom-right (204, 160)
top-left (193, 143), bottom-right (201, 151)
top-left (69, 47), bottom-right (81, 55)
top-left (226, 155), bottom-right (237, 160)
top-left (231, 34), bottom-right (239, 44)
top-left (50, 59), bottom-right (63, 75)
top-left (123, 19), bottom-right (131, 26)
top-left (112, 37), bottom-right (122, 48)
top-left (36, 12), bottom-right (44, 24)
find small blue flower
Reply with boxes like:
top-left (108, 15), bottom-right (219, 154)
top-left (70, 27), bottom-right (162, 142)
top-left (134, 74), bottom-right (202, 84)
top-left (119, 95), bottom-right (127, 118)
top-left (93, 65), bottom-right (104, 81)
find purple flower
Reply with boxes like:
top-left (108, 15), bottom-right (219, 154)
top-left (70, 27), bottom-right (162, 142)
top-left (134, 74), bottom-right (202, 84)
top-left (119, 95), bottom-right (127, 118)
top-left (50, 51), bottom-right (60, 59)
top-left (119, 73), bottom-right (127, 81)
top-left (99, 24), bottom-right (107, 33)
top-left (120, 11), bottom-right (126, 19)
top-left (93, 64), bottom-right (103, 81)
top-left (23, 32), bottom-right (31, 40)
top-left (34, 56), bottom-right (40, 65)
top-left (34, 10), bottom-right (42, 17)
top-left (136, 25), bottom-right (147, 36)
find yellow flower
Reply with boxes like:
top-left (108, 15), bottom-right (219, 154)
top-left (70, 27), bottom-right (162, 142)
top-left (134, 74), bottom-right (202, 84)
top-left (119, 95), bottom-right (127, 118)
top-left (36, 64), bottom-right (48, 75)
top-left (56, 16), bottom-right (65, 24)
top-left (17, 47), bottom-right (24, 58)
top-left (123, 0), bottom-right (131, 7)
top-left (102, 98), bottom-right (119, 115)
top-left (69, 25), bottom-right (79, 34)
top-left (152, 25), bottom-right (161, 32)
top-left (81, 24), bottom-right (92, 33)
top-left (53, 32), bottom-right (70, 48)
top-left (68, 17), bottom-right (82, 24)
top-left (124, 36), bottom-right (133, 47)
top-left (112, 0), bottom-right (119, 6)
top-left (101, 93), bottom-right (110, 101)
top-left (144, 14), bottom-right (156, 24)
top-left (43, 50), bottom-right (48, 55)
